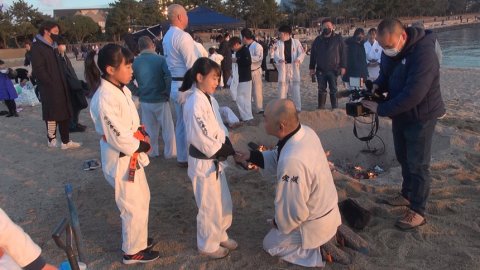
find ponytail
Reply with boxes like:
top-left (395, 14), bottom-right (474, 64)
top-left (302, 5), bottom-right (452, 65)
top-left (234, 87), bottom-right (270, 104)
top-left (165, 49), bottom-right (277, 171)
top-left (179, 69), bottom-right (194, 92)
top-left (178, 57), bottom-right (221, 92)
top-left (84, 50), bottom-right (100, 97)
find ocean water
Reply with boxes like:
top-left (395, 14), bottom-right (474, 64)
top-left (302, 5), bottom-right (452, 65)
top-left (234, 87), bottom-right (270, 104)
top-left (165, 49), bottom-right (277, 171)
top-left (436, 25), bottom-right (480, 69)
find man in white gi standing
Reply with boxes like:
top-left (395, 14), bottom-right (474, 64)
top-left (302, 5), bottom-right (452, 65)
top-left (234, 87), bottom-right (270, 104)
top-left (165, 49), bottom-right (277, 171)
top-left (241, 28), bottom-right (264, 114)
top-left (163, 4), bottom-right (198, 167)
top-left (364, 28), bottom-right (383, 81)
top-left (274, 25), bottom-right (306, 112)
top-left (133, 36), bottom-right (176, 159)
top-left (235, 99), bottom-right (341, 267)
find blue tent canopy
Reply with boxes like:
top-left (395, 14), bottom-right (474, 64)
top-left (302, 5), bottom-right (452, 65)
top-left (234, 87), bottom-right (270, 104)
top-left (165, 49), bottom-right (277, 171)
top-left (187, 6), bottom-right (245, 30)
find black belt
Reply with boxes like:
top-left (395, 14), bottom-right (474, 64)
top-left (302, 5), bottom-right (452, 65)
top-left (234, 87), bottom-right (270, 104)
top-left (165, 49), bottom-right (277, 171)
top-left (251, 67), bottom-right (261, 72)
top-left (189, 144), bottom-right (220, 179)
top-left (172, 77), bottom-right (184, 81)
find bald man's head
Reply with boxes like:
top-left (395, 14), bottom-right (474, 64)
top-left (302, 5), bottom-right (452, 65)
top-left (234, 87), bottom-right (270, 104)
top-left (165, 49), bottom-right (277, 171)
top-left (264, 99), bottom-right (299, 139)
top-left (167, 4), bottom-right (188, 29)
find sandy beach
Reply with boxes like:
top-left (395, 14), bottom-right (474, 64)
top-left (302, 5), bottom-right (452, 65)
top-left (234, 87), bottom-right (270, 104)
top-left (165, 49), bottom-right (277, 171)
top-left (1, 55), bottom-right (479, 270)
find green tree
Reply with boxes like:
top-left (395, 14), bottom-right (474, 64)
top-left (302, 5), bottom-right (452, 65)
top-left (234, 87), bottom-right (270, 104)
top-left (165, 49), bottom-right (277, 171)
top-left (105, 0), bottom-right (141, 41)
top-left (66, 15), bottom-right (99, 43)
top-left (8, 0), bottom-right (45, 47)
top-left (0, 5), bottom-right (13, 48)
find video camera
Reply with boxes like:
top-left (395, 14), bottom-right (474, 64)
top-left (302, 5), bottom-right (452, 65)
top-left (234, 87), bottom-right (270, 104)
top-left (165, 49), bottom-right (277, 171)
top-left (340, 78), bottom-right (386, 117)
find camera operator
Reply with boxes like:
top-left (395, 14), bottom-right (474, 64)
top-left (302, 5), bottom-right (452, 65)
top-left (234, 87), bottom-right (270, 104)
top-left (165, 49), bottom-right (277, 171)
top-left (361, 19), bottom-right (445, 230)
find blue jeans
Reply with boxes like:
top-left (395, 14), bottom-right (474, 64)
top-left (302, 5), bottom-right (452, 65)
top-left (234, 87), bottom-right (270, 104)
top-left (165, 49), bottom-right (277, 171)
top-left (170, 82), bottom-right (187, 163)
top-left (392, 118), bottom-right (437, 216)
top-left (316, 70), bottom-right (338, 108)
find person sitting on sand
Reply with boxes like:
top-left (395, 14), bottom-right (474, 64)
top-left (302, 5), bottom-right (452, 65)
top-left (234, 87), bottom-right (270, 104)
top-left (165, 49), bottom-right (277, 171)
top-left (235, 99), bottom-right (341, 267)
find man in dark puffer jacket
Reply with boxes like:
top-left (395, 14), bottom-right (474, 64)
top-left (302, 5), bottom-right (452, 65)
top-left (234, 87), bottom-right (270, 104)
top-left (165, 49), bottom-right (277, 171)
top-left (362, 18), bottom-right (446, 230)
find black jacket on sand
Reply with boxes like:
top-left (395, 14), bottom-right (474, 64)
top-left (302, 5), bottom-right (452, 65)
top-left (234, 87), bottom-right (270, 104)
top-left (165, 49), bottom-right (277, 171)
top-left (343, 36), bottom-right (368, 82)
top-left (309, 33), bottom-right (347, 74)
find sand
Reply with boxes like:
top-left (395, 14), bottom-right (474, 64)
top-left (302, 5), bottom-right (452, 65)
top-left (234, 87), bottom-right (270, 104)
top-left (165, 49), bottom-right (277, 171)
top-left (1, 56), bottom-right (479, 270)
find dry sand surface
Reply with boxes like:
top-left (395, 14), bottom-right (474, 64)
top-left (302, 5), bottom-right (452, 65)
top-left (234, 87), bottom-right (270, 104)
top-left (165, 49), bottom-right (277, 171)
top-left (1, 56), bottom-right (479, 270)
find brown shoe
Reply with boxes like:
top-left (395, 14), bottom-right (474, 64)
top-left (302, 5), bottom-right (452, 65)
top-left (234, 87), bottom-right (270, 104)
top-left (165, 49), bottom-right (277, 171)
top-left (199, 246), bottom-right (229, 259)
top-left (395, 209), bottom-right (426, 230)
top-left (177, 161), bottom-right (188, 168)
top-left (385, 193), bottom-right (410, 207)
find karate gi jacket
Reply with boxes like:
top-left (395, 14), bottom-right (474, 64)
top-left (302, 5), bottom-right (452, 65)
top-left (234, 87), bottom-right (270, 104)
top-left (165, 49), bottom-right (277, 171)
top-left (262, 125), bottom-right (341, 249)
top-left (90, 79), bottom-right (149, 179)
top-left (273, 38), bottom-right (306, 83)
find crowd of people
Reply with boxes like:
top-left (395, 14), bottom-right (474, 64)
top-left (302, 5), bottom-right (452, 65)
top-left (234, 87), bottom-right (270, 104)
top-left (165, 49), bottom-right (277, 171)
top-left (0, 3), bottom-right (445, 268)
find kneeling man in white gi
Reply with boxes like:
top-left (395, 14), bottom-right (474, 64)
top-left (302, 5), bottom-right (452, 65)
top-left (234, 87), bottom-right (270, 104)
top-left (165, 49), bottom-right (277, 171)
top-left (235, 99), bottom-right (341, 267)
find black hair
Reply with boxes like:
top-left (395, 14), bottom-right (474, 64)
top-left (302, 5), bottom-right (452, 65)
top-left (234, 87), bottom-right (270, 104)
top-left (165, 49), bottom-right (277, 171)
top-left (216, 34), bottom-right (224, 43)
top-left (38, 21), bottom-right (60, 35)
top-left (368, 28), bottom-right (377, 35)
top-left (353, 28), bottom-right (365, 37)
top-left (377, 18), bottom-right (404, 36)
top-left (228, 36), bottom-right (241, 48)
top-left (278, 25), bottom-right (292, 34)
top-left (208, 47), bottom-right (216, 54)
top-left (84, 43), bottom-right (134, 95)
top-left (240, 28), bottom-right (254, 39)
top-left (179, 57), bottom-right (221, 92)
top-left (321, 18), bottom-right (333, 25)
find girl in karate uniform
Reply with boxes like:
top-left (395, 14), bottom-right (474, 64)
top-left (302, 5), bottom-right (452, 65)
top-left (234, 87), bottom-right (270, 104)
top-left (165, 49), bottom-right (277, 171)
top-left (180, 57), bottom-right (237, 259)
top-left (85, 44), bottom-right (159, 265)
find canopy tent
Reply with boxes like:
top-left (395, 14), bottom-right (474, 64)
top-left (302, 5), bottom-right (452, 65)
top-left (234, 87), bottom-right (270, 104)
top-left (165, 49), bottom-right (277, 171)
top-left (131, 6), bottom-right (245, 39)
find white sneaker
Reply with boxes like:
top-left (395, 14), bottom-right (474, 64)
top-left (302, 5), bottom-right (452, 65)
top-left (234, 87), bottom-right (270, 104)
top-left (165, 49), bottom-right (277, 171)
top-left (48, 138), bottom-right (58, 148)
top-left (61, 140), bottom-right (82, 150)
top-left (220, 239), bottom-right (238, 250)
top-left (199, 246), bottom-right (229, 259)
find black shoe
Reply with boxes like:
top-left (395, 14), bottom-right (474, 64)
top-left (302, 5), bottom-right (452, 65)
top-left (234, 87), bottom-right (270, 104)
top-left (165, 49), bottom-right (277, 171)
top-left (69, 125), bottom-right (86, 133)
top-left (0, 111), bottom-right (8, 116)
top-left (257, 110), bottom-right (264, 115)
top-left (77, 123), bottom-right (87, 129)
top-left (177, 162), bottom-right (188, 168)
top-left (6, 112), bottom-right (18, 117)
top-left (122, 250), bottom-right (159, 265)
top-left (146, 237), bottom-right (154, 250)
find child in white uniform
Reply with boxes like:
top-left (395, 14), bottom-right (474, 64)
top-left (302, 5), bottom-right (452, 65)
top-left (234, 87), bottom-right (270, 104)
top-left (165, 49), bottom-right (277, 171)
top-left (85, 44), bottom-right (159, 265)
top-left (181, 57), bottom-right (237, 259)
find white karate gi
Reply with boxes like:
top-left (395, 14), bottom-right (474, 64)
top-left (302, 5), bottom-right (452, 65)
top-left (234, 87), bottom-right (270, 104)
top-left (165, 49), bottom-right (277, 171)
top-left (236, 80), bottom-right (253, 121)
top-left (364, 40), bottom-right (383, 80)
top-left (209, 52), bottom-right (224, 87)
top-left (194, 41), bottom-right (209, 58)
top-left (261, 125), bottom-right (341, 267)
top-left (248, 41), bottom-right (264, 112)
top-left (90, 79), bottom-right (151, 255)
top-left (163, 26), bottom-right (198, 163)
top-left (0, 208), bottom-right (41, 269)
top-left (274, 38), bottom-right (306, 111)
top-left (219, 106), bottom-right (240, 127)
top-left (183, 87), bottom-right (233, 253)
top-left (229, 52), bottom-right (239, 102)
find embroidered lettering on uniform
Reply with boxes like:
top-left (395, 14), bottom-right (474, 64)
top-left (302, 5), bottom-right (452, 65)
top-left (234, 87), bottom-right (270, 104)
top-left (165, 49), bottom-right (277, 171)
top-left (104, 115), bottom-right (121, 136)
top-left (291, 176), bottom-right (299, 184)
top-left (282, 175), bottom-right (290, 182)
top-left (196, 117), bottom-right (208, 136)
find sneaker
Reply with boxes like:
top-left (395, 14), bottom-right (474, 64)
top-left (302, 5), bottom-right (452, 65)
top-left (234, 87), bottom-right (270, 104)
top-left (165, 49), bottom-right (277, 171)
top-left (69, 125), bottom-right (86, 133)
top-left (177, 161), bottom-right (188, 168)
top-left (82, 160), bottom-right (91, 171)
top-left (122, 250), bottom-right (160, 265)
top-left (199, 246), bottom-right (229, 259)
top-left (146, 237), bottom-right (154, 250)
top-left (88, 159), bottom-right (101, 170)
top-left (384, 193), bottom-right (410, 207)
top-left (48, 138), bottom-right (58, 148)
top-left (61, 140), bottom-right (82, 150)
top-left (395, 209), bottom-right (426, 230)
top-left (220, 239), bottom-right (238, 250)
top-left (6, 112), bottom-right (19, 117)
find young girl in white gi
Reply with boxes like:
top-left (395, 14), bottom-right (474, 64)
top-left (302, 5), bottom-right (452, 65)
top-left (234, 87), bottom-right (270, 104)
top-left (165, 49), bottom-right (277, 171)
top-left (85, 44), bottom-right (159, 264)
top-left (180, 57), bottom-right (237, 259)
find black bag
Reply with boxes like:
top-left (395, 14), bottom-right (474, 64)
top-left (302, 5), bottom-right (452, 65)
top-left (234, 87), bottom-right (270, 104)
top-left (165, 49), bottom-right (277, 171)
top-left (338, 199), bottom-right (371, 230)
top-left (67, 75), bottom-right (88, 110)
top-left (265, 63), bottom-right (278, 82)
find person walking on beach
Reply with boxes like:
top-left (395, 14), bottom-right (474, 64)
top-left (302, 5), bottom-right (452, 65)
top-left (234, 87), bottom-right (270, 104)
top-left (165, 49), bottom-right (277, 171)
top-left (274, 25), bottom-right (306, 112)
top-left (86, 44), bottom-right (159, 264)
top-left (133, 36), bottom-right (176, 159)
top-left (162, 3), bottom-right (198, 168)
top-left (361, 18), bottom-right (446, 230)
top-left (234, 99), bottom-right (341, 267)
top-left (31, 21), bottom-right (81, 149)
top-left (309, 18), bottom-right (346, 110)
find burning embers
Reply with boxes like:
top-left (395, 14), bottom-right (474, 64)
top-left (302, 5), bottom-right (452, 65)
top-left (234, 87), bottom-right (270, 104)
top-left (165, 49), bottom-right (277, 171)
top-left (346, 165), bottom-right (384, 180)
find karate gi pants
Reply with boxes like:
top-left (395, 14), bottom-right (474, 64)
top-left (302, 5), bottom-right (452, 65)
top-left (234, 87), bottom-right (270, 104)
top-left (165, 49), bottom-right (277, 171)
top-left (236, 81), bottom-right (253, 121)
top-left (190, 170), bottom-right (232, 253)
top-left (278, 64), bottom-right (301, 111)
top-left (367, 66), bottom-right (380, 81)
top-left (251, 68), bottom-right (263, 112)
top-left (105, 166), bottom-right (150, 255)
top-left (141, 101), bottom-right (177, 159)
top-left (263, 228), bottom-right (325, 267)
top-left (170, 81), bottom-right (188, 163)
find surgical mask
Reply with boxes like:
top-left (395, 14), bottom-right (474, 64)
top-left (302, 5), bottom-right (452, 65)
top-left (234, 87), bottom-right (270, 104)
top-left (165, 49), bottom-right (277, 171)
top-left (384, 36), bottom-right (402, 57)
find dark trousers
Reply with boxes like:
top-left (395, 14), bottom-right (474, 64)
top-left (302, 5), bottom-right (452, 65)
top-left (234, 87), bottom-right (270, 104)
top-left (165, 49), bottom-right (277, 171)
top-left (46, 120), bottom-right (70, 144)
top-left (222, 68), bottom-right (231, 87)
top-left (4, 99), bottom-right (16, 114)
top-left (70, 108), bottom-right (81, 129)
top-left (392, 118), bottom-right (437, 216)
top-left (316, 71), bottom-right (338, 108)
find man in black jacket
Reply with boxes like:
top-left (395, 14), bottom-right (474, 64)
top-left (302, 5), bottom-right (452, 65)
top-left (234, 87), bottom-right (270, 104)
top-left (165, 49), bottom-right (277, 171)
top-left (362, 19), bottom-right (446, 230)
top-left (217, 33), bottom-right (232, 88)
top-left (309, 18), bottom-right (346, 109)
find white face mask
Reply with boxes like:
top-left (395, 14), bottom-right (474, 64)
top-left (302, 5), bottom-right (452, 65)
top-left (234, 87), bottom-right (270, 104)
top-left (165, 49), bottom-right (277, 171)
top-left (384, 35), bottom-right (402, 57)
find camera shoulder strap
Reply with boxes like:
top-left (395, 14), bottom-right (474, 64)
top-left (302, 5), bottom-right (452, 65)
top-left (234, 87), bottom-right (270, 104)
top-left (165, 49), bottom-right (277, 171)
top-left (353, 114), bottom-right (379, 142)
